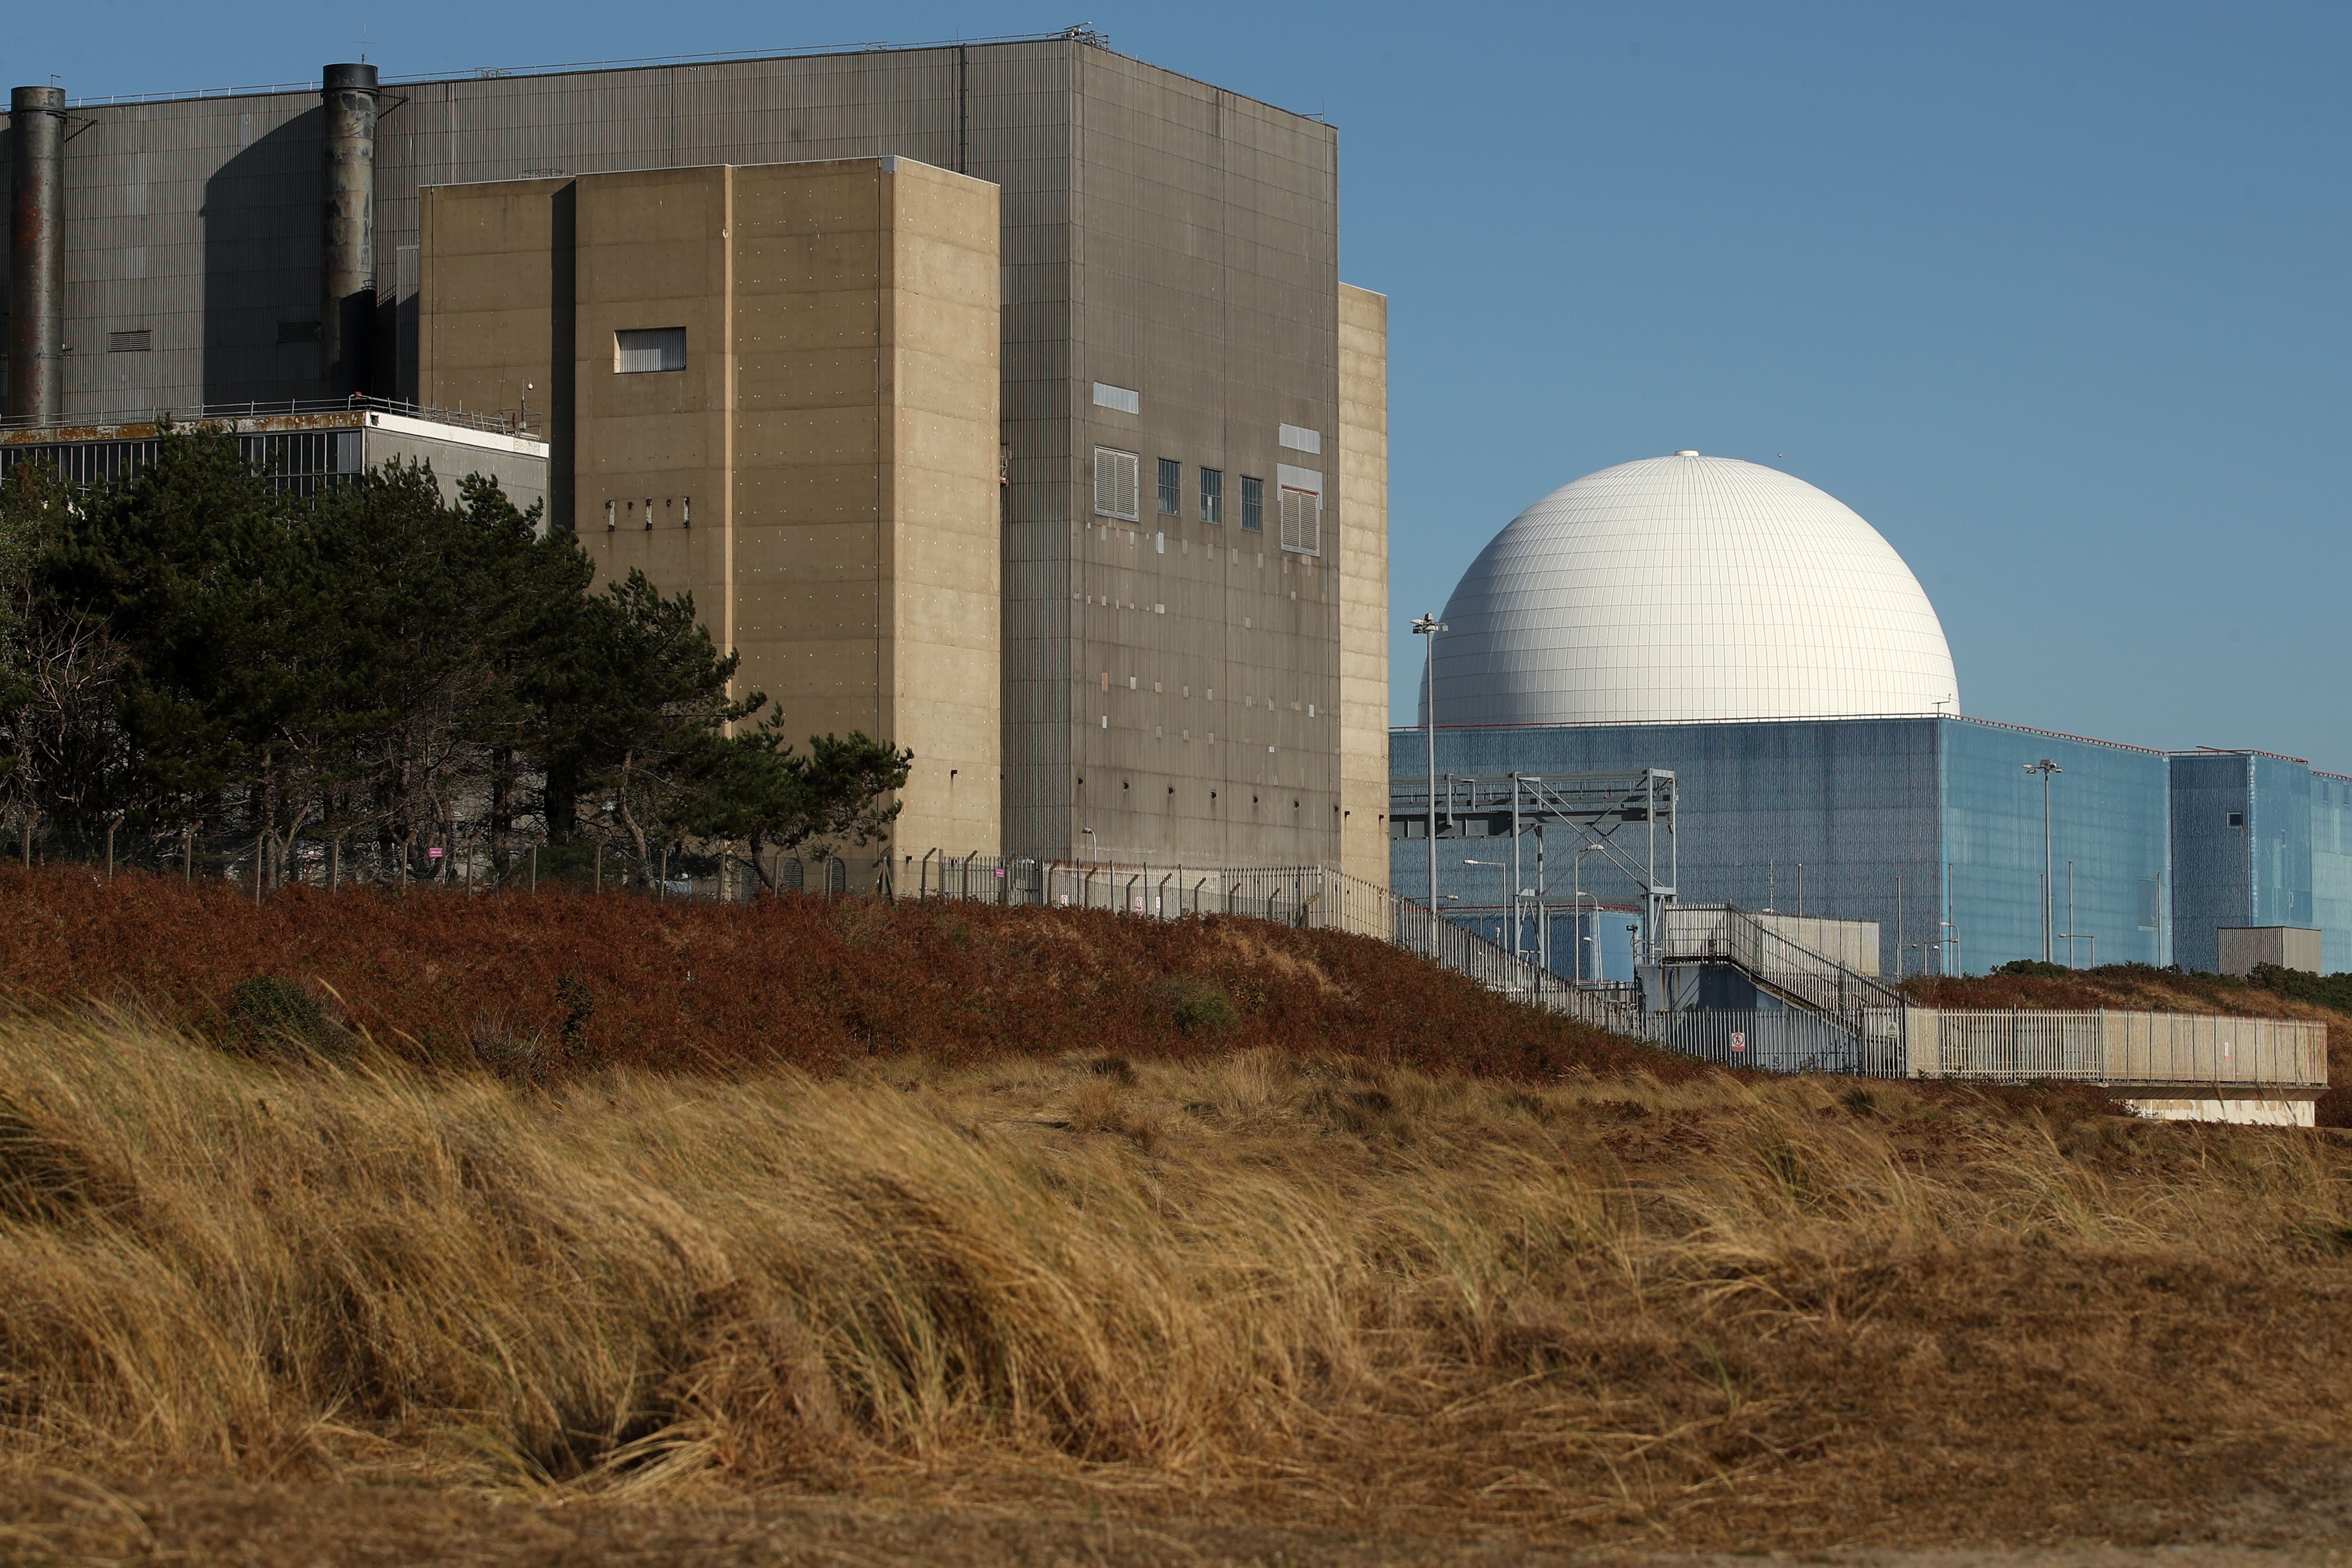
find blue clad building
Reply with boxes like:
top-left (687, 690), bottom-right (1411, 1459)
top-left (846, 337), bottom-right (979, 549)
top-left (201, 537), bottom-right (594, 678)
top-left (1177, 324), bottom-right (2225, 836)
top-left (1391, 453), bottom-right (2346, 978)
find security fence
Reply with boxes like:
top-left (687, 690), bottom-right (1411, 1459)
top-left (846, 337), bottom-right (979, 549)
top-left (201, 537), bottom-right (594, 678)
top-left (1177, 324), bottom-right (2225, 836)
top-left (1917, 1008), bottom-right (2326, 1087)
top-left (1632, 1007), bottom-right (1907, 1078)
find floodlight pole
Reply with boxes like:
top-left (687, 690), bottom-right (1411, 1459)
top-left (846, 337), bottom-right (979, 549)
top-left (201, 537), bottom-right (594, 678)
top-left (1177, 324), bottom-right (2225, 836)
top-left (2025, 758), bottom-right (2062, 963)
top-left (1412, 613), bottom-right (1446, 916)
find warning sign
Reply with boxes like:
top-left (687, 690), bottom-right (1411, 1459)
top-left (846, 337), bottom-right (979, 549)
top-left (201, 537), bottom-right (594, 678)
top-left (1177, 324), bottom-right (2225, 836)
top-left (1730, 1032), bottom-right (1747, 1052)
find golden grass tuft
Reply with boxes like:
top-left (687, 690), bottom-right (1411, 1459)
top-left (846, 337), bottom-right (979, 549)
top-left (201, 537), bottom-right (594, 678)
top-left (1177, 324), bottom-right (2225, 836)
top-left (7, 1011), bottom-right (2352, 1549)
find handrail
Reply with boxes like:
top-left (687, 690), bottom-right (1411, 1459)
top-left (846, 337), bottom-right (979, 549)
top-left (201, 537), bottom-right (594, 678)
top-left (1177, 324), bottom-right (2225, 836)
top-left (1659, 902), bottom-right (1904, 1034)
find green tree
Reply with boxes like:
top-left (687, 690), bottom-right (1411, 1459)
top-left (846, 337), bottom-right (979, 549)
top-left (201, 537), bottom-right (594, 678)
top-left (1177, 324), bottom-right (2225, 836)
top-left (556, 570), bottom-right (759, 885)
top-left (690, 721), bottom-right (914, 889)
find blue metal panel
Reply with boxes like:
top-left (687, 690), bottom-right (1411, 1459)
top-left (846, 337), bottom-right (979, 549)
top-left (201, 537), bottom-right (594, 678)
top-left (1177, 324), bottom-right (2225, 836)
top-left (2249, 754), bottom-right (2316, 931)
top-left (1940, 719), bottom-right (2170, 974)
top-left (1390, 716), bottom-right (1947, 975)
top-left (2316, 774), bottom-right (2352, 974)
top-left (2169, 753), bottom-right (2253, 974)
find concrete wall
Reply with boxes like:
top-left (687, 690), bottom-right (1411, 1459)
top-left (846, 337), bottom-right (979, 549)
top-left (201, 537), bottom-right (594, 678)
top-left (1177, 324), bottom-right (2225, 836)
top-left (360, 412), bottom-right (547, 513)
top-left (421, 158), bottom-right (1001, 856)
top-left (1050, 49), bottom-right (1344, 866)
top-left (1337, 284), bottom-right (1390, 887)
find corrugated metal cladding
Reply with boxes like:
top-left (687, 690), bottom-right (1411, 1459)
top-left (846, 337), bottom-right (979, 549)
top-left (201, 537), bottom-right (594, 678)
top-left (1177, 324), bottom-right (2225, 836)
top-left (10, 38), bottom-right (1348, 866)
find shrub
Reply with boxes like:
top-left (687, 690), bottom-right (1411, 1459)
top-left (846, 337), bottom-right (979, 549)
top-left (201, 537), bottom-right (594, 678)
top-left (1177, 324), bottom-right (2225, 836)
top-left (1154, 975), bottom-right (1238, 1039)
top-left (223, 975), bottom-right (349, 1058)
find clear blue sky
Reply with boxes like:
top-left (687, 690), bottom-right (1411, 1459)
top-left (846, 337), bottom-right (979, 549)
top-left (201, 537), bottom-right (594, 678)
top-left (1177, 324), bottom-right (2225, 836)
top-left (28, 3), bottom-right (2350, 769)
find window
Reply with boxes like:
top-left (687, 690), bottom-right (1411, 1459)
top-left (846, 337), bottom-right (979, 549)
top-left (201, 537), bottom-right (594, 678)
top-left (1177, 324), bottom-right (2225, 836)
top-left (1200, 466), bottom-right (1223, 524)
top-left (1279, 486), bottom-right (1321, 555)
top-left (1093, 447), bottom-right (1140, 520)
top-left (1240, 475), bottom-right (1264, 533)
top-left (2227, 811), bottom-right (2245, 828)
top-left (1157, 457), bottom-right (1181, 516)
top-left (615, 327), bottom-right (687, 373)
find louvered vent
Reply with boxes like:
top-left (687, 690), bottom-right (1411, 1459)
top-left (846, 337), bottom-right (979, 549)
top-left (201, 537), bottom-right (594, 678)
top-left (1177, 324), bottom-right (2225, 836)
top-left (108, 329), bottom-right (152, 353)
top-left (1094, 446), bottom-right (1140, 521)
top-left (615, 327), bottom-right (687, 373)
top-left (1279, 486), bottom-right (1321, 555)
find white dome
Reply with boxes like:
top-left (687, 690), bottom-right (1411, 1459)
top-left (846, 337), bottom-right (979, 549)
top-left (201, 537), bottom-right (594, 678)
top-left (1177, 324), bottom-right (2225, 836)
top-left (1422, 452), bottom-right (1959, 727)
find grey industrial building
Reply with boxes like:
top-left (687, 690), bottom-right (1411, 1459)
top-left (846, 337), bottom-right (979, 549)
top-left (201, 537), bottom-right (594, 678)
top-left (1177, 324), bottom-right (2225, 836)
top-left (0, 32), bottom-right (1391, 876)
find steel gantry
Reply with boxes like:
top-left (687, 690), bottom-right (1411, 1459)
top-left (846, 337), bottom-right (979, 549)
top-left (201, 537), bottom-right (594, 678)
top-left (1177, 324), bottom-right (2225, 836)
top-left (1388, 769), bottom-right (1678, 970)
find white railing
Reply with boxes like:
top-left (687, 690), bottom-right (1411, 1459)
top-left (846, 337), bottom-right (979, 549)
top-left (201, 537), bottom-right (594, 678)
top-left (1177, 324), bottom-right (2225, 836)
top-left (1918, 1009), bottom-right (2326, 1087)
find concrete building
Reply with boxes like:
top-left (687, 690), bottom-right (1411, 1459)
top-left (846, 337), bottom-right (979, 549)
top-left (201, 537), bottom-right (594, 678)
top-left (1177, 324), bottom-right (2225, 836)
top-left (0, 404), bottom-right (547, 507)
top-left (1396, 452), bottom-right (2350, 978)
top-left (0, 32), bottom-right (1390, 872)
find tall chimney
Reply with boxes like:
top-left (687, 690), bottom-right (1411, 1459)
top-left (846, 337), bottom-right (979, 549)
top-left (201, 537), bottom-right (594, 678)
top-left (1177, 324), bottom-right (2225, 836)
top-left (320, 63), bottom-right (378, 399)
top-left (7, 85), bottom-right (66, 426)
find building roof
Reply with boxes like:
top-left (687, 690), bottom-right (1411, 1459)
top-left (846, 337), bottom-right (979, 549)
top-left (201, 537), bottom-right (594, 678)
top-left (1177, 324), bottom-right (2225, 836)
top-left (1423, 452), bottom-right (1959, 727)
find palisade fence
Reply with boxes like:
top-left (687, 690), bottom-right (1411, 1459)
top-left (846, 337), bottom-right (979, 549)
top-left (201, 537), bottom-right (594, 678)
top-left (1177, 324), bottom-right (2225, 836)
top-left (1640, 1007), bottom-right (1907, 1078)
top-left (1921, 1008), bottom-right (2326, 1086)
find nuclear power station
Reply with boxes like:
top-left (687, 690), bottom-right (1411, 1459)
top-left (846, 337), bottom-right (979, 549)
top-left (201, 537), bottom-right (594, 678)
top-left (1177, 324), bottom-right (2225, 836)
top-left (0, 34), bottom-right (1391, 876)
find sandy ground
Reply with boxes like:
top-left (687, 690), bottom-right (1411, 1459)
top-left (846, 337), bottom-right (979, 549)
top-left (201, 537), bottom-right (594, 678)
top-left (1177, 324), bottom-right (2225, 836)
top-left (11, 1475), bottom-right (2352, 1568)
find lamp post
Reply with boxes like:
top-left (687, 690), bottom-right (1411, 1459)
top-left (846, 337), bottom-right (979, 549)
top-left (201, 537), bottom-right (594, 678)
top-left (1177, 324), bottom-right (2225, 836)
top-left (1412, 613), bottom-right (1446, 915)
top-left (2024, 758), bottom-right (2062, 963)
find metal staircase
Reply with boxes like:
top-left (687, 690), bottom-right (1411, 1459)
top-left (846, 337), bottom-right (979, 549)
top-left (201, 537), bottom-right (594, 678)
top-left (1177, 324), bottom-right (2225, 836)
top-left (1655, 903), bottom-right (1906, 1042)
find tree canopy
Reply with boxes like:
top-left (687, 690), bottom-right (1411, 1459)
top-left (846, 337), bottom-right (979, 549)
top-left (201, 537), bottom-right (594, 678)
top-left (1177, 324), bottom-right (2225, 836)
top-left (0, 426), bottom-right (912, 887)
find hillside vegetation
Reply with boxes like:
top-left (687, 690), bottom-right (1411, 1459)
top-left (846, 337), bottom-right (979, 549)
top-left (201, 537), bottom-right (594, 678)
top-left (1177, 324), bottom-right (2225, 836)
top-left (0, 866), bottom-right (1674, 1085)
top-left (8, 877), bottom-right (2352, 1560)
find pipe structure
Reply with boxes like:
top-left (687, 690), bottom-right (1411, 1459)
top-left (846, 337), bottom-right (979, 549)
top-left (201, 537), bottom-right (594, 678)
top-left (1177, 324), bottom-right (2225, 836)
top-left (319, 63), bottom-right (379, 397)
top-left (7, 85), bottom-right (66, 425)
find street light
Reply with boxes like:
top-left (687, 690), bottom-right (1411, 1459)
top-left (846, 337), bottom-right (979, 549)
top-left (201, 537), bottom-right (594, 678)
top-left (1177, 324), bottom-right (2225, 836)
top-left (1412, 612), bottom-right (1447, 915)
top-left (2024, 758), bottom-right (2062, 962)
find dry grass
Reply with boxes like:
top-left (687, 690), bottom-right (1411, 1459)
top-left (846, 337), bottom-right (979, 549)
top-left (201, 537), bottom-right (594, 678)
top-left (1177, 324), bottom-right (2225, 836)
top-left (8, 1011), bottom-right (2352, 1556)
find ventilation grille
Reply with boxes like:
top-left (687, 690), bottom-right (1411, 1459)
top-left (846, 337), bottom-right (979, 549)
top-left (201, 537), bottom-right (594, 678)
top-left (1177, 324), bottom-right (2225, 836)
top-left (276, 319), bottom-right (321, 345)
top-left (615, 327), bottom-right (687, 373)
top-left (1093, 446), bottom-right (1140, 521)
top-left (1093, 381), bottom-right (1140, 414)
top-left (1279, 486), bottom-right (1321, 555)
top-left (1278, 423), bottom-right (1322, 454)
top-left (108, 329), bottom-right (152, 353)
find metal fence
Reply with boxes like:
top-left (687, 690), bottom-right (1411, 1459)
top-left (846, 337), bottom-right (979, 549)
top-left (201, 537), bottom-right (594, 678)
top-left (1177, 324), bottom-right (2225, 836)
top-left (1629, 1007), bottom-right (1909, 1078)
top-left (1928, 1009), bottom-right (2102, 1081)
top-left (1922, 1009), bottom-right (2327, 1086)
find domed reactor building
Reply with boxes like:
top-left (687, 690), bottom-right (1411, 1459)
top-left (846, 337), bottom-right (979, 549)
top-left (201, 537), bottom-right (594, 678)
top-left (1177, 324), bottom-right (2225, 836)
top-left (1394, 452), bottom-right (2352, 980)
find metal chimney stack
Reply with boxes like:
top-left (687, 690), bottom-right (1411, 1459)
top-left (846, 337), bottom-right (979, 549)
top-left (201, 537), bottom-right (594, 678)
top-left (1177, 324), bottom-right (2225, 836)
top-left (7, 85), bottom-right (66, 426)
top-left (320, 62), bottom-right (378, 398)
